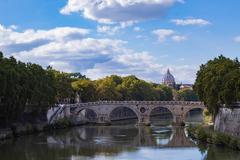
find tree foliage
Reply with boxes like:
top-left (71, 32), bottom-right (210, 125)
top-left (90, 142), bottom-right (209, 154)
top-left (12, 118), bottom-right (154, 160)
top-left (0, 53), bottom-right (74, 125)
top-left (72, 75), bottom-right (174, 102)
top-left (72, 79), bottom-right (97, 102)
top-left (194, 55), bottom-right (240, 116)
top-left (176, 88), bottom-right (199, 101)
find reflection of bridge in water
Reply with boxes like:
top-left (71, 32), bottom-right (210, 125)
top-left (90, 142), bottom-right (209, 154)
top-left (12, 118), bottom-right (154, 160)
top-left (47, 126), bottom-right (195, 150)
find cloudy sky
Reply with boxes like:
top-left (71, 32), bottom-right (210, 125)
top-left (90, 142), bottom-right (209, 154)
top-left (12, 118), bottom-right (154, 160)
top-left (0, 0), bottom-right (240, 83)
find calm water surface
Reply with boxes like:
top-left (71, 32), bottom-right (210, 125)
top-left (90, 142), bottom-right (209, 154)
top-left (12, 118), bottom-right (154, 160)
top-left (0, 125), bottom-right (239, 160)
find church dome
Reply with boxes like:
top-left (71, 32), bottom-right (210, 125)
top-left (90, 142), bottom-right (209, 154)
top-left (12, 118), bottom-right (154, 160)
top-left (162, 69), bottom-right (175, 87)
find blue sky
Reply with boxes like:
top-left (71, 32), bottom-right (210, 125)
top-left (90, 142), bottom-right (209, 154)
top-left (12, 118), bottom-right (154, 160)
top-left (0, 0), bottom-right (240, 83)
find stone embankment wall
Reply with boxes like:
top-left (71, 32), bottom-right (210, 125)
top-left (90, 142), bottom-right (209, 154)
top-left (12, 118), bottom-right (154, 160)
top-left (214, 107), bottom-right (240, 137)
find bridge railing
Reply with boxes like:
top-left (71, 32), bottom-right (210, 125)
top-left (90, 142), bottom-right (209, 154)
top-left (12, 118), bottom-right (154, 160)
top-left (65, 101), bottom-right (204, 108)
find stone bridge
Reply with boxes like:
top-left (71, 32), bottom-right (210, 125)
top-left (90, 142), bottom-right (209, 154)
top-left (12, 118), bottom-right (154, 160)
top-left (50, 101), bottom-right (205, 126)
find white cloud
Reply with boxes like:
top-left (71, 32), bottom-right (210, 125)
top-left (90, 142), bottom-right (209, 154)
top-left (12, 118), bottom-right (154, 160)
top-left (133, 27), bottom-right (142, 32)
top-left (234, 36), bottom-right (240, 43)
top-left (12, 38), bottom-right (127, 64)
top-left (136, 35), bottom-right (148, 40)
top-left (60, 0), bottom-right (184, 24)
top-left (84, 52), bottom-right (197, 83)
top-left (152, 29), bottom-right (175, 42)
top-left (97, 21), bottom-right (134, 35)
top-left (49, 61), bottom-right (75, 72)
top-left (1, 23), bottom-right (196, 83)
top-left (84, 52), bottom-right (163, 81)
top-left (171, 18), bottom-right (210, 26)
top-left (9, 25), bottom-right (18, 30)
top-left (0, 24), bottom-right (90, 46)
top-left (171, 35), bottom-right (187, 42)
top-left (97, 25), bottom-right (119, 35)
top-left (152, 29), bottom-right (187, 42)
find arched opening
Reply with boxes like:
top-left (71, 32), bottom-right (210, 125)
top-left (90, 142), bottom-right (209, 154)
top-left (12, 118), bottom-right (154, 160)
top-left (150, 107), bottom-right (173, 126)
top-left (110, 107), bottom-right (138, 125)
top-left (185, 108), bottom-right (203, 124)
top-left (76, 108), bottom-right (98, 124)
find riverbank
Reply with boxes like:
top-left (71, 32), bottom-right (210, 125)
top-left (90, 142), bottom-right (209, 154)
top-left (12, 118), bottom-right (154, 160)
top-left (0, 123), bottom-right (49, 141)
top-left (0, 116), bottom-right (104, 142)
top-left (187, 125), bottom-right (240, 150)
top-left (0, 118), bottom-right (75, 141)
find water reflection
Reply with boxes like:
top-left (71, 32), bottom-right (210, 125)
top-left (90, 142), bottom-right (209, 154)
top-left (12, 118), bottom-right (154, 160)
top-left (45, 126), bottom-right (195, 148)
top-left (0, 126), bottom-right (239, 160)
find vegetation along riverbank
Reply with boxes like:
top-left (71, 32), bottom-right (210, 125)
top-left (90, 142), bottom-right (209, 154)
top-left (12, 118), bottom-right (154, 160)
top-left (188, 55), bottom-right (240, 150)
top-left (187, 125), bottom-right (240, 150)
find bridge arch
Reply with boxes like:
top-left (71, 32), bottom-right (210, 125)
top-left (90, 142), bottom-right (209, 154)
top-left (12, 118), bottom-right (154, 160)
top-left (149, 106), bottom-right (174, 125)
top-left (183, 107), bottom-right (204, 123)
top-left (74, 108), bottom-right (98, 123)
top-left (109, 106), bottom-right (139, 124)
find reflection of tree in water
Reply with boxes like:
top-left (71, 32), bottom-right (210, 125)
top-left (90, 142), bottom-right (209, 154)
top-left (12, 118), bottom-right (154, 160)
top-left (204, 146), bottom-right (240, 160)
top-left (0, 135), bottom-right (79, 160)
top-left (0, 126), bottom-right (238, 160)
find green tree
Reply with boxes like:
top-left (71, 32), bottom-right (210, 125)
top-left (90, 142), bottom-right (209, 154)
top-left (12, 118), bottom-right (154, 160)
top-left (72, 79), bottom-right (97, 102)
top-left (0, 52), bottom-right (74, 126)
top-left (176, 88), bottom-right (199, 101)
top-left (95, 76), bottom-right (122, 100)
top-left (47, 68), bottom-right (74, 103)
top-left (155, 85), bottom-right (173, 101)
top-left (194, 55), bottom-right (240, 117)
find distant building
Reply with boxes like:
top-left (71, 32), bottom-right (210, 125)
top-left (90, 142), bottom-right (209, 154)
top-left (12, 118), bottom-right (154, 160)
top-left (162, 69), bottom-right (194, 90)
top-left (162, 69), bottom-right (176, 88)
top-left (179, 84), bottom-right (193, 90)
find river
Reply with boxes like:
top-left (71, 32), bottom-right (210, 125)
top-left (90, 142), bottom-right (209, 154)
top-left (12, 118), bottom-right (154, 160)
top-left (0, 125), bottom-right (239, 160)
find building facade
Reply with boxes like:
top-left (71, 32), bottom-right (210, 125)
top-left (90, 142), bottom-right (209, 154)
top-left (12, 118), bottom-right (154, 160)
top-left (162, 69), bottom-right (176, 88)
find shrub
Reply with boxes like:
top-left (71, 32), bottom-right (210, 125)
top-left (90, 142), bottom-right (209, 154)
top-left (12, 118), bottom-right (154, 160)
top-left (229, 138), bottom-right (239, 150)
top-left (212, 132), bottom-right (230, 146)
top-left (187, 125), bottom-right (240, 150)
top-left (54, 118), bottom-right (71, 128)
top-left (212, 132), bottom-right (223, 145)
top-left (196, 127), bottom-right (208, 142)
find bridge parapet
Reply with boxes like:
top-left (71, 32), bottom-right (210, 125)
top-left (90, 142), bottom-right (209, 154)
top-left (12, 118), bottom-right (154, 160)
top-left (70, 101), bottom-right (204, 108)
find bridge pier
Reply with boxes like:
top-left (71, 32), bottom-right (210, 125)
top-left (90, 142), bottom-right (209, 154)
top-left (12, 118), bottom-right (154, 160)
top-left (96, 114), bottom-right (111, 125)
top-left (136, 115), bottom-right (150, 126)
top-left (173, 115), bottom-right (185, 126)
